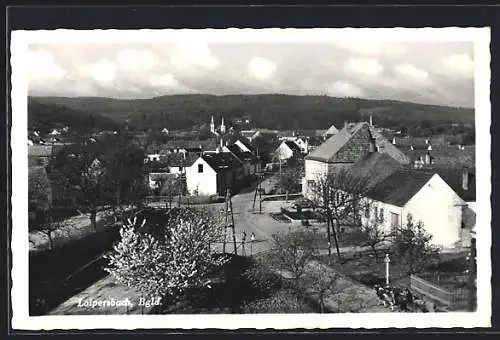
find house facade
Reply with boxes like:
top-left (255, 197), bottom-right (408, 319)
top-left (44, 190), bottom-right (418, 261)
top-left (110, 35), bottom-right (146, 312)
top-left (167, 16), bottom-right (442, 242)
top-left (303, 122), bottom-right (410, 200)
top-left (360, 171), bottom-right (466, 249)
top-left (186, 152), bottom-right (244, 196)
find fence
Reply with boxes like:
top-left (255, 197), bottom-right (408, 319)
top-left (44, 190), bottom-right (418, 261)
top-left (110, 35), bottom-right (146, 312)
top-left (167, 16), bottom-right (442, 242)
top-left (410, 274), bottom-right (472, 310)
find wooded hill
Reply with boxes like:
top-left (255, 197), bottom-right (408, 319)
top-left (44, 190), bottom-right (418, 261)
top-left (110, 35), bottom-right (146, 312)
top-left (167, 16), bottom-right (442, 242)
top-left (28, 98), bottom-right (120, 134)
top-left (29, 94), bottom-right (474, 132)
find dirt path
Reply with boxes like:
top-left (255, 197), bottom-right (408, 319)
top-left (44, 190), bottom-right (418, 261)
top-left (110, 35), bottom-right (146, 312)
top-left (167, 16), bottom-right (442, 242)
top-left (29, 210), bottom-right (110, 252)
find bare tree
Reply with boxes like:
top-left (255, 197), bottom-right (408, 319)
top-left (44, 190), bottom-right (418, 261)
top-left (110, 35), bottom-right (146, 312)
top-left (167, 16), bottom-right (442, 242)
top-left (267, 227), bottom-right (320, 292)
top-left (302, 261), bottom-right (343, 313)
top-left (358, 217), bottom-right (389, 261)
top-left (276, 167), bottom-right (301, 201)
top-left (309, 168), bottom-right (371, 260)
top-left (160, 176), bottom-right (183, 209)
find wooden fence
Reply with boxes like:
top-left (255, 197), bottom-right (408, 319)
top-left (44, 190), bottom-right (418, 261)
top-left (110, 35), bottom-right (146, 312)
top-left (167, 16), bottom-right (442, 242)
top-left (410, 274), bottom-right (471, 310)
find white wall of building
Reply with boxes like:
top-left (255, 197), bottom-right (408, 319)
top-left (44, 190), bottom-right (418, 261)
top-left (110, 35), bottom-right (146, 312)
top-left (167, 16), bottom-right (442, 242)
top-left (275, 142), bottom-right (294, 161)
top-left (186, 158), bottom-right (217, 196)
top-left (402, 174), bottom-right (464, 248)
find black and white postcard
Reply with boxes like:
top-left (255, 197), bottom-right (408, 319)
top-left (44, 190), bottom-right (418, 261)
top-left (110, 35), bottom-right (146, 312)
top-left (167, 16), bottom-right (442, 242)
top-left (10, 27), bottom-right (491, 329)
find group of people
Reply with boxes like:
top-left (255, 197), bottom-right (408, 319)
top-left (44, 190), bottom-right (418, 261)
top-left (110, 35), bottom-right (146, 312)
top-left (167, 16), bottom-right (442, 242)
top-left (373, 284), bottom-right (434, 312)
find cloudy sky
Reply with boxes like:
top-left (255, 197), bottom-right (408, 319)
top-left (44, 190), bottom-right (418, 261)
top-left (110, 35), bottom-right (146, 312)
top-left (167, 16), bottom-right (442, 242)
top-left (27, 40), bottom-right (474, 107)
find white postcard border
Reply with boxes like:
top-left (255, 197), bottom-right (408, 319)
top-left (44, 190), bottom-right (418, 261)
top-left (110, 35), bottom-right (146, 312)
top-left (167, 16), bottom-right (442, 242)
top-left (10, 27), bottom-right (492, 330)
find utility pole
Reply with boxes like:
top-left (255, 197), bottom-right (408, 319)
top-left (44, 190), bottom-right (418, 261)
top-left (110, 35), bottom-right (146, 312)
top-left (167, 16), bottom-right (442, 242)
top-left (384, 253), bottom-right (391, 286)
top-left (225, 189), bottom-right (237, 256)
top-left (468, 237), bottom-right (477, 312)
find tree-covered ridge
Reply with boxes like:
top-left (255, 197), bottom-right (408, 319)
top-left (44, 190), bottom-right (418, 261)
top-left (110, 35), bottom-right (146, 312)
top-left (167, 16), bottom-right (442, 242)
top-left (28, 98), bottom-right (121, 134)
top-left (30, 94), bottom-right (474, 132)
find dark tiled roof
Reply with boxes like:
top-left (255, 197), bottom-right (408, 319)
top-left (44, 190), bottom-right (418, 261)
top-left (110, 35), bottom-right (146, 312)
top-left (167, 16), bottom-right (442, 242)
top-left (235, 138), bottom-right (255, 152)
top-left (149, 172), bottom-right (176, 182)
top-left (201, 152), bottom-right (243, 173)
top-left (305, 123), bottom-right (363, 162)
top-left (348, 152), bottom-right (402, 190)
top-left (366, 170), bottom-right (435, 207)
top-left (283, 141), bottom-right (302, 153)
top-left (415, 166), bottom-right (476, 202)
top-left (227, 144), bottom-right (255, 162)
top-left (147, 138), bottom-right (218, 154)
top-left (400, 145), bottom-right (475, 168)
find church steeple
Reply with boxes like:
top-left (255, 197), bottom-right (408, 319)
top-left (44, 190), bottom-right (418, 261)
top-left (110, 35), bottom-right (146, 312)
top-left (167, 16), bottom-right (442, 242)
top-left (210, 116), bottom-right (215, 134)
top-left (220, 117), bottom-right (226, 134)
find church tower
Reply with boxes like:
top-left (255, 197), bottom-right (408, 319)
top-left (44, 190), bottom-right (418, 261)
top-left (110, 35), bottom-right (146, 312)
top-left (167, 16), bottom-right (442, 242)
top-left (210, 116), bottom-right (215, 134)
top-left (220, 117), bottom-right (226, 134)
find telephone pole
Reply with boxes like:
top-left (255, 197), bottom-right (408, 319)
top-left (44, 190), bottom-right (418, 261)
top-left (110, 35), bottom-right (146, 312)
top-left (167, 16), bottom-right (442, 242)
top-left (253, 171), bottom-right (264, 213)
top-left (468, 237), bottom-right (477, 312)
top-left (224, 189), bottom-right (237, 256)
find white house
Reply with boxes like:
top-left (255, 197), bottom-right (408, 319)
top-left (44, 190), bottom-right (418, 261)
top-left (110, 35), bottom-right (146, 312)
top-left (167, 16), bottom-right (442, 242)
top-left (274, 141), bottom-right (302, 162)
top-left (145, 153), bottom-right (161, 163)
top-left (361, 171), bottom-right (465, 249)
top-left (303, 122), bottom-right (410, 199)
top-left (186, 152), bottom-right (244, 196)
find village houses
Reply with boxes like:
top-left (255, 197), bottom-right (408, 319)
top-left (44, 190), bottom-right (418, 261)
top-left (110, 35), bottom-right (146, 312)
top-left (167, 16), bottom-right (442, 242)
top-left (302, 119), bottom-right (475, 249)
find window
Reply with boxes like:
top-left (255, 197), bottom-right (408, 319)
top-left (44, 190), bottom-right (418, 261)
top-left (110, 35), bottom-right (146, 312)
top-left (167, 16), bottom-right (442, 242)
top-left (374, 206), bottom-right (378, 219)
top-left (379, 208), bottom-right (384, 222)
top-left (198, 163), bottom-right (203, 173)
top-left (179, 167), bottom-right (182, 171)
top-left (365, 205), bottom-right (370, 218)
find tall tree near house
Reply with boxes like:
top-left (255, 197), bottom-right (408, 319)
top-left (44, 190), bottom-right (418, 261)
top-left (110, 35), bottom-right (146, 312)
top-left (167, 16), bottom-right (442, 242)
top-left (276, 167), bottom-right (301, 201)
top-left (392, 214), bottom-right (440, 275)
top-left (28, 167), bottom-right (61, 249)
top-left (80, 157), bottom-right (108, 232)
top-left (160, 176), bottom-right (183, 209)
top-left (100, 136), bottom-right (148, 223)
top-left (358, 216), bottom-right (389, 261)
top-left (105, 207), bottom-right (228, 303)
top-left (302, 261), bottom-right (343, 313)
top-left (310, 168), bottom-right (370, 260)
top-left (266, 228), bottom-right (319, 293)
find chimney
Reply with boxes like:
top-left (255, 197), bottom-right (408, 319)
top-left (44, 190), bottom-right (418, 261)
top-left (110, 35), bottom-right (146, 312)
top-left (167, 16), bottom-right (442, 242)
top-left (425, 138), bottom-right (429, 145)
top-left (369, 115), bottom-right (373, 127)
top-left (410, 145), bottom-right (414, 151)
top-left (427, 144), bottom-right (432, 151)
top-left (392, 137), bottom-right (396, 145)
top-left (462, 168), bottom-right (470, 190)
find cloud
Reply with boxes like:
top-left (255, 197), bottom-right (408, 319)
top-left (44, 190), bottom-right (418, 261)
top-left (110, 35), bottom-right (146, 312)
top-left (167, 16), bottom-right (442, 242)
top-left (25, 40), bottom-right (474, 107)
top-left (77, 59), bottom-right (118, 84)
top-left (395, 63), bottom-right (429, 82)
top-left (441, 53), bottom-right (474, 78)
top-left (344, 57), bottom-right (384, 76)
top-left (28, 49), bottom-right (67, 82)
top-left (327, 81), bottom-right (365, 98)
top-left (335, 41), bottom-right (406, 56)
top-left (169, 43), bottom-right (220, 73)
top-left (116, 49), bottom-right (157, 72)
top-left (247, 57), bottom-right (277, 82)
top-left (150, 73), bottom-right (180, 88)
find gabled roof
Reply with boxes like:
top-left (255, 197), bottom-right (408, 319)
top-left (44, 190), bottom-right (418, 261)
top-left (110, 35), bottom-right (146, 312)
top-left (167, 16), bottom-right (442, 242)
top-left (419, 166), bottom-right (476, 202)
top-left (305, 122), bottom-right (369, 163)
top-left (323, 124), bottom-right (339, 136)
top-left (283, 141), bottom-right (302, 153)
top-left (227, 144), bottom-right (255, 162)
top-left (366, 170), bottom-right (435, 207)
top-left (235, 138), bottom-right (255, 152)
top-left (200, 152), bottom-right (243, 173)
top-left (305, 122), bottom-right (410, 164)
top-left (348, 152), bottom-right (402, 190)
top-left (400, 145), bottom-right (475, 168)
